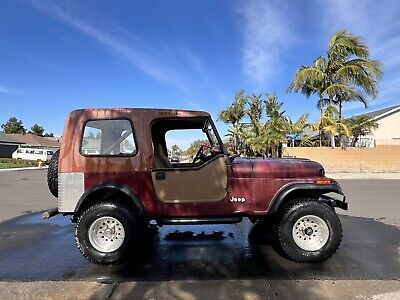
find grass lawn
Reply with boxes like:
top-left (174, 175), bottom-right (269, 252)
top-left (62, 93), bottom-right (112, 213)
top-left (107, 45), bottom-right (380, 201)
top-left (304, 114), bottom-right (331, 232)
top-left (0, 162), bottom-right (34, 169)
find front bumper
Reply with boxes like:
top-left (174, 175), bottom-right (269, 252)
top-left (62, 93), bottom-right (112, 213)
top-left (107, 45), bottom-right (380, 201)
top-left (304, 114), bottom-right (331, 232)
top-left (320, 194), bottom-right (348, 210)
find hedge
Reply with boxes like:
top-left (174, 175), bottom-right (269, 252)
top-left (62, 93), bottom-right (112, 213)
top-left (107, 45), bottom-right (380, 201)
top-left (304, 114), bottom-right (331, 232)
top-left (0, 158), bottom-right (40, 166)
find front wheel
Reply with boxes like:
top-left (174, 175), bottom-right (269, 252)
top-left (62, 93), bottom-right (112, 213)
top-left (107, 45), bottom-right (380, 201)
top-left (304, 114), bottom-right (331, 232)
top-left (75, 202), bottom-right (140, 264)
top-left (275, 199), bottom-right (342, 262)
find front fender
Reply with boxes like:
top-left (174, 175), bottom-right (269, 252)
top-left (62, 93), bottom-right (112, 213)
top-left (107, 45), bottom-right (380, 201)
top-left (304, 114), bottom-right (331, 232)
top-left (267, 181), bottom-right (347, 216)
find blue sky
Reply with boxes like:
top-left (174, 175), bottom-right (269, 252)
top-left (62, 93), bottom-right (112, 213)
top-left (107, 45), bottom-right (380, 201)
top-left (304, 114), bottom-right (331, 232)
top-left (0, 0), bottom-right (399, 141)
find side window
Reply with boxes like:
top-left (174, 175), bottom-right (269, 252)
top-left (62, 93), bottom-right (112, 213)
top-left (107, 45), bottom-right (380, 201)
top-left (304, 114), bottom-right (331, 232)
top-left (35, 150), bottom-right (44, 155)
top-left (81, 119), bottom-right (137, 156)
top-left (17, 149), bottom-right (23, 153)
top-left (165, 129), bottom-right (210, 160)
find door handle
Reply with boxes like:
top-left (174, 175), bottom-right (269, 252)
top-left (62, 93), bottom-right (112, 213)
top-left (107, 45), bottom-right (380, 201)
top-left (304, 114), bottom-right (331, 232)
top-left (155, 172), bottom-right (166, 180)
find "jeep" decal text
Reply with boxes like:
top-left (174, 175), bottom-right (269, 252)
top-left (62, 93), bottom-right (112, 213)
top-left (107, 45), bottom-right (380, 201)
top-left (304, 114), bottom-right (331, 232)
top-left (230, 197), bottom-right (246, 203)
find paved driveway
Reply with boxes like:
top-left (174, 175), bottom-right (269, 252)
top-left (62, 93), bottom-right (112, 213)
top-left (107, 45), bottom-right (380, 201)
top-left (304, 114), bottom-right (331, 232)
top-left (0, 170), bottom-right (399, 299)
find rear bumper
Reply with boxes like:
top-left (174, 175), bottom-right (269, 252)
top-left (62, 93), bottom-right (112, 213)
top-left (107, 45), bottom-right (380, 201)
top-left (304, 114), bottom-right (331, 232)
top-left (42, 207), bottom-right (59, 219)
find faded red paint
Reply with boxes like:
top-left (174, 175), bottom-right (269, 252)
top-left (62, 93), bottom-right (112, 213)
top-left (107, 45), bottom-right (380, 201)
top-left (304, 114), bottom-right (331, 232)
top-left (60, 108), bottom-right (339, 218)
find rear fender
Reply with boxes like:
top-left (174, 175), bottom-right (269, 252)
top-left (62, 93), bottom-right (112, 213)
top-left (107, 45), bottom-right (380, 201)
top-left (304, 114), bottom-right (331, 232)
top-left (73, 183), bottom-right (145, 220)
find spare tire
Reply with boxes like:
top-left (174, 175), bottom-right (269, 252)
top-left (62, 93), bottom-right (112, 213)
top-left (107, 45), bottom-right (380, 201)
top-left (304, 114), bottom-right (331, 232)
top-left (47, 149), bottom-right (59, 198)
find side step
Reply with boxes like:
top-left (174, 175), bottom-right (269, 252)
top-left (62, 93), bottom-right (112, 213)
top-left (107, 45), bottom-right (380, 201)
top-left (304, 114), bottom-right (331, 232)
top-left (157, 216), bottom-right (243, 225)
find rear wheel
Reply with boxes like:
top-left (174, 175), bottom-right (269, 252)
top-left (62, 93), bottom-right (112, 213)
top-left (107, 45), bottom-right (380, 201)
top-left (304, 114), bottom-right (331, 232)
top-left (275, 199), bottom-right (342, 262)
top-left (75, 202), bottom-right (140, 264)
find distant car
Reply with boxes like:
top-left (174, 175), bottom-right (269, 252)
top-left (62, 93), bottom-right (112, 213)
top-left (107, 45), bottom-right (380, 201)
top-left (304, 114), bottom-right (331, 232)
top-left (170, 156), bottom-right (180, 163)
top-left (12, 147), bottom-right (54, 162)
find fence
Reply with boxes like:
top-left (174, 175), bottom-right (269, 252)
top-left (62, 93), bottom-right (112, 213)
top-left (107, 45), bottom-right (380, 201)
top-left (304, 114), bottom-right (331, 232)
top-left (285, 145), bottom-right (400, 173)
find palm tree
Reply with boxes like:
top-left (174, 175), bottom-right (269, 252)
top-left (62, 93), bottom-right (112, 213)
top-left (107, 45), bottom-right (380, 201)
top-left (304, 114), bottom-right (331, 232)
top-left (288, 30), bottom-right (383, 148)
top-left (171, 144), bottom-right (181, 156)
top-left (264, 94), bottom-right (290, 156)
top-left (346, 115), bottom-right (379, 147)
top-left (246, 94), bottom-right (263, 129)
top-left (311, 106), bottom-right (350, 145)
top-left (219, 90), bottom-right (247, 152)
top-left (218, 90), bottom-right (246, 125)
top-left (287, 113), bottom-right (309, 147)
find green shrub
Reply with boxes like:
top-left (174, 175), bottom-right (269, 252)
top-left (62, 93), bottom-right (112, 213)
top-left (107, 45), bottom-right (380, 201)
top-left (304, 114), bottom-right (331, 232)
top-left (0, 158), bottom-right (40, 166)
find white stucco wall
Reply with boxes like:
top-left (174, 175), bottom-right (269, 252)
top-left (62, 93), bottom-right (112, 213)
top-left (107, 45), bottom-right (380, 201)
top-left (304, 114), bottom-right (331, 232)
top-left (371, 110), bottom-right (400, 145)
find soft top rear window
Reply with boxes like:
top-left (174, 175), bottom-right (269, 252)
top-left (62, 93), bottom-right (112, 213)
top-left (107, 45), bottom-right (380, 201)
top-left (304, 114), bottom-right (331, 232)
top-left (81, 119), bottom-right (137, 156)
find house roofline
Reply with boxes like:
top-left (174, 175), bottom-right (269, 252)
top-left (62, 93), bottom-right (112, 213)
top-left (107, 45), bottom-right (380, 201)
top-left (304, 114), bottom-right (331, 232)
top-left (372, 106), bottom-right (400, 121)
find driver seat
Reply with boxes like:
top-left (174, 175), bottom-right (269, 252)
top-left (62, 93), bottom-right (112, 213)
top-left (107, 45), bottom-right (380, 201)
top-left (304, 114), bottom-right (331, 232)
top-left (153, 142), bottom-right (172, 169)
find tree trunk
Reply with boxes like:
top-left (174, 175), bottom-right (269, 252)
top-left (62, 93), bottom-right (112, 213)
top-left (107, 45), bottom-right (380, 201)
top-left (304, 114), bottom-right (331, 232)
top-left (338, 100), bottom-right (343, 149)
top-left (319, 96), bottom-right (323, 147)
top-left (351, 134), bottom-right (359, 147)
top-left (330, 130), bottom-right (336, 148)
top-left (329, 96), bottom-right (335, 149)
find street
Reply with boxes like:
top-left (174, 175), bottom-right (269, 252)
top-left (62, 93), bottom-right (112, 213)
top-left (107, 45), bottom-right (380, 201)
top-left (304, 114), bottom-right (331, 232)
top-left (0, 170), bottom-right (399, 299)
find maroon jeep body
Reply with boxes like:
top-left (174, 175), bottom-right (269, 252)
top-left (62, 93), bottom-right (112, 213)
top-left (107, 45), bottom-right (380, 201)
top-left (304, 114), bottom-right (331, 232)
top-left (45, 108), bottom-right (347, 264)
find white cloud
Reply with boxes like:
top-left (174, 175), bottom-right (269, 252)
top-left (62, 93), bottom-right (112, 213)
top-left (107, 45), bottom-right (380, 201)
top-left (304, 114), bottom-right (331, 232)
top-left (239, 0), bottom-right (295, 84)
top-left (0, 86), bottom-right (10, 94)
top-left (28, 1), bottom-right (205, 94)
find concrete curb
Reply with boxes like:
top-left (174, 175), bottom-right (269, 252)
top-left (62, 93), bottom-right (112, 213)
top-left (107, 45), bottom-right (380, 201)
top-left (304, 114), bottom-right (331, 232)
top-left (0, 166), bottom-right (48, 172)
top-left (327, 173), bottom-right (400, 179)
top-left (0, 280), bottom-right (398, 300)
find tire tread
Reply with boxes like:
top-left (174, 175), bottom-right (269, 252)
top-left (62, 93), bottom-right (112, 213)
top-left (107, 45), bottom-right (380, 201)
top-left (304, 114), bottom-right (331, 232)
top-left (276, 199), bottom-right (342, 262)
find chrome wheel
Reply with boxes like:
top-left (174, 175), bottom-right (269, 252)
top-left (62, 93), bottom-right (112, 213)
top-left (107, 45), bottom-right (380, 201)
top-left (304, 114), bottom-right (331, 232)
top-left (292, 215), bottom-right (329, 251)
top-left (88, 216), bottom-right (125, 252)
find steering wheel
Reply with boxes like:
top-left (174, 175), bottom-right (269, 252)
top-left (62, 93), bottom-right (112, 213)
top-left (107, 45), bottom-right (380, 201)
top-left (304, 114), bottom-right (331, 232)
top-left (192, 144), bottom-right (212, 164)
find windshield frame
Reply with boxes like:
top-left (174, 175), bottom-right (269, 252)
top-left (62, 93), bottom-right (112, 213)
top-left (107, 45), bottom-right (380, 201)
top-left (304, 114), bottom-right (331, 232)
top-left (203, 117), bottom-right (227, 155)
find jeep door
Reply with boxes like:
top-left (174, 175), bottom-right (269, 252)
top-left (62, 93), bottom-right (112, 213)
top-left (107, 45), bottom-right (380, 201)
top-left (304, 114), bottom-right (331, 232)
top-left (151, 117), bottom-right (229, 205)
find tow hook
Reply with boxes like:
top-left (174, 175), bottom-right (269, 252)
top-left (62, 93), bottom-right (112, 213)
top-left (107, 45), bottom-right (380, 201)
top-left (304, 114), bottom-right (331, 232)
top-left (42, 208), bottom-right (60, 219)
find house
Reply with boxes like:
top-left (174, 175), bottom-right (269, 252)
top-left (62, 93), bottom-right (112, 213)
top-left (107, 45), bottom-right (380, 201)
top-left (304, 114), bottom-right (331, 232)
top-left (0, 133), bottom-right (25, 158)
top-left (8, 133), bottom-right (60, 151)
top-left (353, 105), bottom-right (400, 147)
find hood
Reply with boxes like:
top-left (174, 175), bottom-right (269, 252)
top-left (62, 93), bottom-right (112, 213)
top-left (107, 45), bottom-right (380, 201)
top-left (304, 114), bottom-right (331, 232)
top-left (231, 157), bottom-right (324, 178)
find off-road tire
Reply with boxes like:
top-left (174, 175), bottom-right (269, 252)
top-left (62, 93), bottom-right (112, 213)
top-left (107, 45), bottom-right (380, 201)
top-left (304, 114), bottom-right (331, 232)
top-left (275, 199), bottom-right (342, 263)
top-left (47, 149), bottom-right (59, 198)
top-left (75, 202), bottom-right (140, 265)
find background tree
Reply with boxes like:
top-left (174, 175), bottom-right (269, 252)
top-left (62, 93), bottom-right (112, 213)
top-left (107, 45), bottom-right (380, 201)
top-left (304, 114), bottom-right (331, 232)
top-left (29, 124), bottom-right (45, 136)
top-left (310, 106), bottom-right (350, 146)
top-left (220, 92), bottom-right (306, 157)
top-left (264, 94), bottom-right (291, 157)
top-left (346, 115), bottom-right (379, 147)
top-left (287, 112), bottom-right (309, 147)
top-left (288, 113), bottom-right (309, 135)
top-left (288, 30), bottom-right (383, 148)
top-left (171, 144), bottom-right (181, 156)
top-left (44, 133), bottom-right (55, 137)
top-left (218, 90), bottom-right (246, 153)
top-left (1, 117), bottom-right (26, 134)
top-left (185, 139), bottom-right (209, 158)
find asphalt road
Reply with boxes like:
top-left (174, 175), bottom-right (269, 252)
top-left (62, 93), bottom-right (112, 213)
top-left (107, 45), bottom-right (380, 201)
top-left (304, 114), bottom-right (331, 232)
top-left (0, 170), bottom-right (399, 299)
